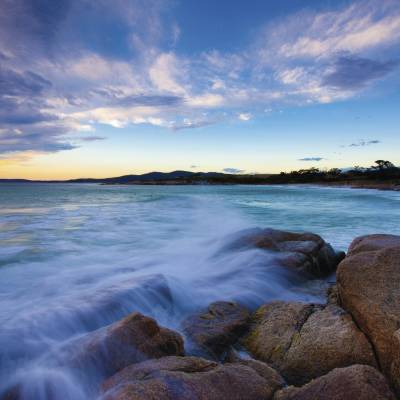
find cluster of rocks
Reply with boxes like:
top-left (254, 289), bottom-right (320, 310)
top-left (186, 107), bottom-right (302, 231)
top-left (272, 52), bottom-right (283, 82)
top-left (2, 229), bottom-right (400, 400)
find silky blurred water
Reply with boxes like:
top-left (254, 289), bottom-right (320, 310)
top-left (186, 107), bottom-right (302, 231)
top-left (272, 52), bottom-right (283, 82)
top-left (0, 183), bottom-right (399, 399)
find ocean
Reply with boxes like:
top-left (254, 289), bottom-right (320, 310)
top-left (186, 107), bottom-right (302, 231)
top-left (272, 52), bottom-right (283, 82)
top-left (1, 183), bottom-right (399, 399)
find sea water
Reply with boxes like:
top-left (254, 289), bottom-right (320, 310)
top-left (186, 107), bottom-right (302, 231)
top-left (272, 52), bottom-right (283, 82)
top-left (1, 183), bottom-right (399, 399)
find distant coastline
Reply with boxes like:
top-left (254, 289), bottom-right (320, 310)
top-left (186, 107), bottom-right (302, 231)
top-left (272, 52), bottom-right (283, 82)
top-left (1, 160), bottom-right (399, 191)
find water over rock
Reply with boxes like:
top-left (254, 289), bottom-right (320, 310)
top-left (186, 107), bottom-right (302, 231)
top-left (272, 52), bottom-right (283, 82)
top-left (0, 312), bottom-right (184, 400)
top-left (63, 311), bottom-right (184, 377)
top-left (243, 301), bottom-right (376, 385)
top-left (274, 364), bottom-right (395, 400)
top-left (337, 234), bottom-right (400, 393)
top-left (234, 228), bottom-right (344, 277)
top-left (101, 356), bottom-right (285, 400)
top-left (182, 301), bottom-right (250, 359)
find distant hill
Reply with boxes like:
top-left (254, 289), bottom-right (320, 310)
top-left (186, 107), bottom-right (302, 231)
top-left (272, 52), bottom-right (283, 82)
top-left (0, 179), bottom-right (37, 183)
top-left (67, 170), bottom-right (225, 184)
top-left (0, 171), bottom-right (226, 184)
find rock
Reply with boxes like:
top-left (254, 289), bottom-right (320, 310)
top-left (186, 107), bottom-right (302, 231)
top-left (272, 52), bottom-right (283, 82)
top-left (223, 347), bottom-right (286, 387)
top-left (326, 284), bottom-right (340, 305)
top-left (390, 329), bottom-right (400, 393)
top-left (243, 301), bottom-right (376, 385)
top-left (230, 358), bottom-right (286, 388)
top-left (102, 356), bottom-right (284, 400)
top-left (60, 312), bottom-right (184, 377)
top-left (243, 301), bottom-right (318, 370)
top-left (347, 234), bottom-right (400, 254)
top-left (336, 234), bottom-right (400, 391)
top-left (238, 228), bottom-right (344, 277)
top-left (182, 301), bottom-right (250, 358)
top-left (281, 304), bottom-right (377, 384)
top-left (273, 364), bottom-right (396, 400)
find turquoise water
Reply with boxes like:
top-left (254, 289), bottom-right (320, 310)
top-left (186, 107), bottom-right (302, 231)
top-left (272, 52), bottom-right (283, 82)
top-left (0, 183), bottom-right (399, 399)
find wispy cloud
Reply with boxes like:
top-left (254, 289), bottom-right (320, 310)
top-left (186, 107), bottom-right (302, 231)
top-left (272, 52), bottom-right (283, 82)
top-left (223, 168), bottom-right (245, 174)
top-left (298, 157), bottom-right (325, 162)
top-left (78, 136), bottom-right (107, 142)
top-left (171, 117), bottom-right (220, 131)
top-left (255, 0), bottom-right (400, 103)
top-left (238, 113), bottom-right (252, 121)
top-left (343, 139), bottom-right (381, 147)
top-left (269, 0), bottom-right (400, 59)
top-left (0, 128), bottom-right (77, 153)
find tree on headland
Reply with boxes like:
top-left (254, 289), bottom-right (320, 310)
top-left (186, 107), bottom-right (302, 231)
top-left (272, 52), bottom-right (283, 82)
top-left (298, 167), bottom-right (320, 175)
top-left (327, 168), bottom-right (342, 176)
top-left (372, 160), bottom-right (395, 170)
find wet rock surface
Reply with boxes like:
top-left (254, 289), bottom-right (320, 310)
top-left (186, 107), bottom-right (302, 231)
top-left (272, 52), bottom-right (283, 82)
top-left (102, 356), bottom-right (285, 400)
top-left (182, 301), bottom-right (250, 358)
top-left (273, 365), bottom-right (396, 400)
top-left (60, 312), bottom-right (184, 377)
top-left (236, 228), bottom-right (344, 277)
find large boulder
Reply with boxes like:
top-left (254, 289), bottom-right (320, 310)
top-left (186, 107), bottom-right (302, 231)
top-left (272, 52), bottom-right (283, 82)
top-left (182, 301), bottom-right (250, 358)
top-left (102, 356), bottom-right (284, 400)
top-left (336, 234), bottom-right (400, 391)
top-left (59, 312), bottom-right (184, 377)
top-left (243, 301), bottom-right (376, 385)
top-left (274, 365), bottom-right (396, 400)
top-left (237, 228), bottom-right (344, 277)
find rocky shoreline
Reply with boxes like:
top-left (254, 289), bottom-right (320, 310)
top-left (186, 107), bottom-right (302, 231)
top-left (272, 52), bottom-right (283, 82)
top-left (2, 229), bottom-right (400, 399)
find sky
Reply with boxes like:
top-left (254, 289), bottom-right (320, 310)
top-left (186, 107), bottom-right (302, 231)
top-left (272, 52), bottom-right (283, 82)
top-left (0, 0), bottom-right (399, 179)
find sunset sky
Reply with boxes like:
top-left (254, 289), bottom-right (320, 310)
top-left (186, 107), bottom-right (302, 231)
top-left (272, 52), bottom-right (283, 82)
top-left (1, 0), bottom-right (399, 179)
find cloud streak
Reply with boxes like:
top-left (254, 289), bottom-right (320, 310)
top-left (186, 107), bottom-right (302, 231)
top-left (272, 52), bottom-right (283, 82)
top-left (223, 168), bottom-right (245, 174)
top-left (78, 136), bottom-right (107, 142)
top-left (345, 139), bottom-right (381, 147)
top-left (298, 157), bottom-right (325, 162)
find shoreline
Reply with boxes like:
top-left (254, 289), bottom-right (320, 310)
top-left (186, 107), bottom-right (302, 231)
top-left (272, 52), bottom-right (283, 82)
top-left (2, 179), bottom-right (400, 191)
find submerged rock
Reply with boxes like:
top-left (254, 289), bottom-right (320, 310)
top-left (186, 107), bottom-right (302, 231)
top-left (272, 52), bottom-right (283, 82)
top-left (60, 312), bottom-right (184, 377)
top-left (102, 356), bottom-right (284, 400)
top-left (274, 365), bottom-right (396, 400)
top-left (237, 228), bottom-right (344, 277)
top-left (182, 301), bottom-right (250, 358)
top-left (337, 234), bottom-right (400, 392)
top-left (243, 301), bottom-right (376, 385)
